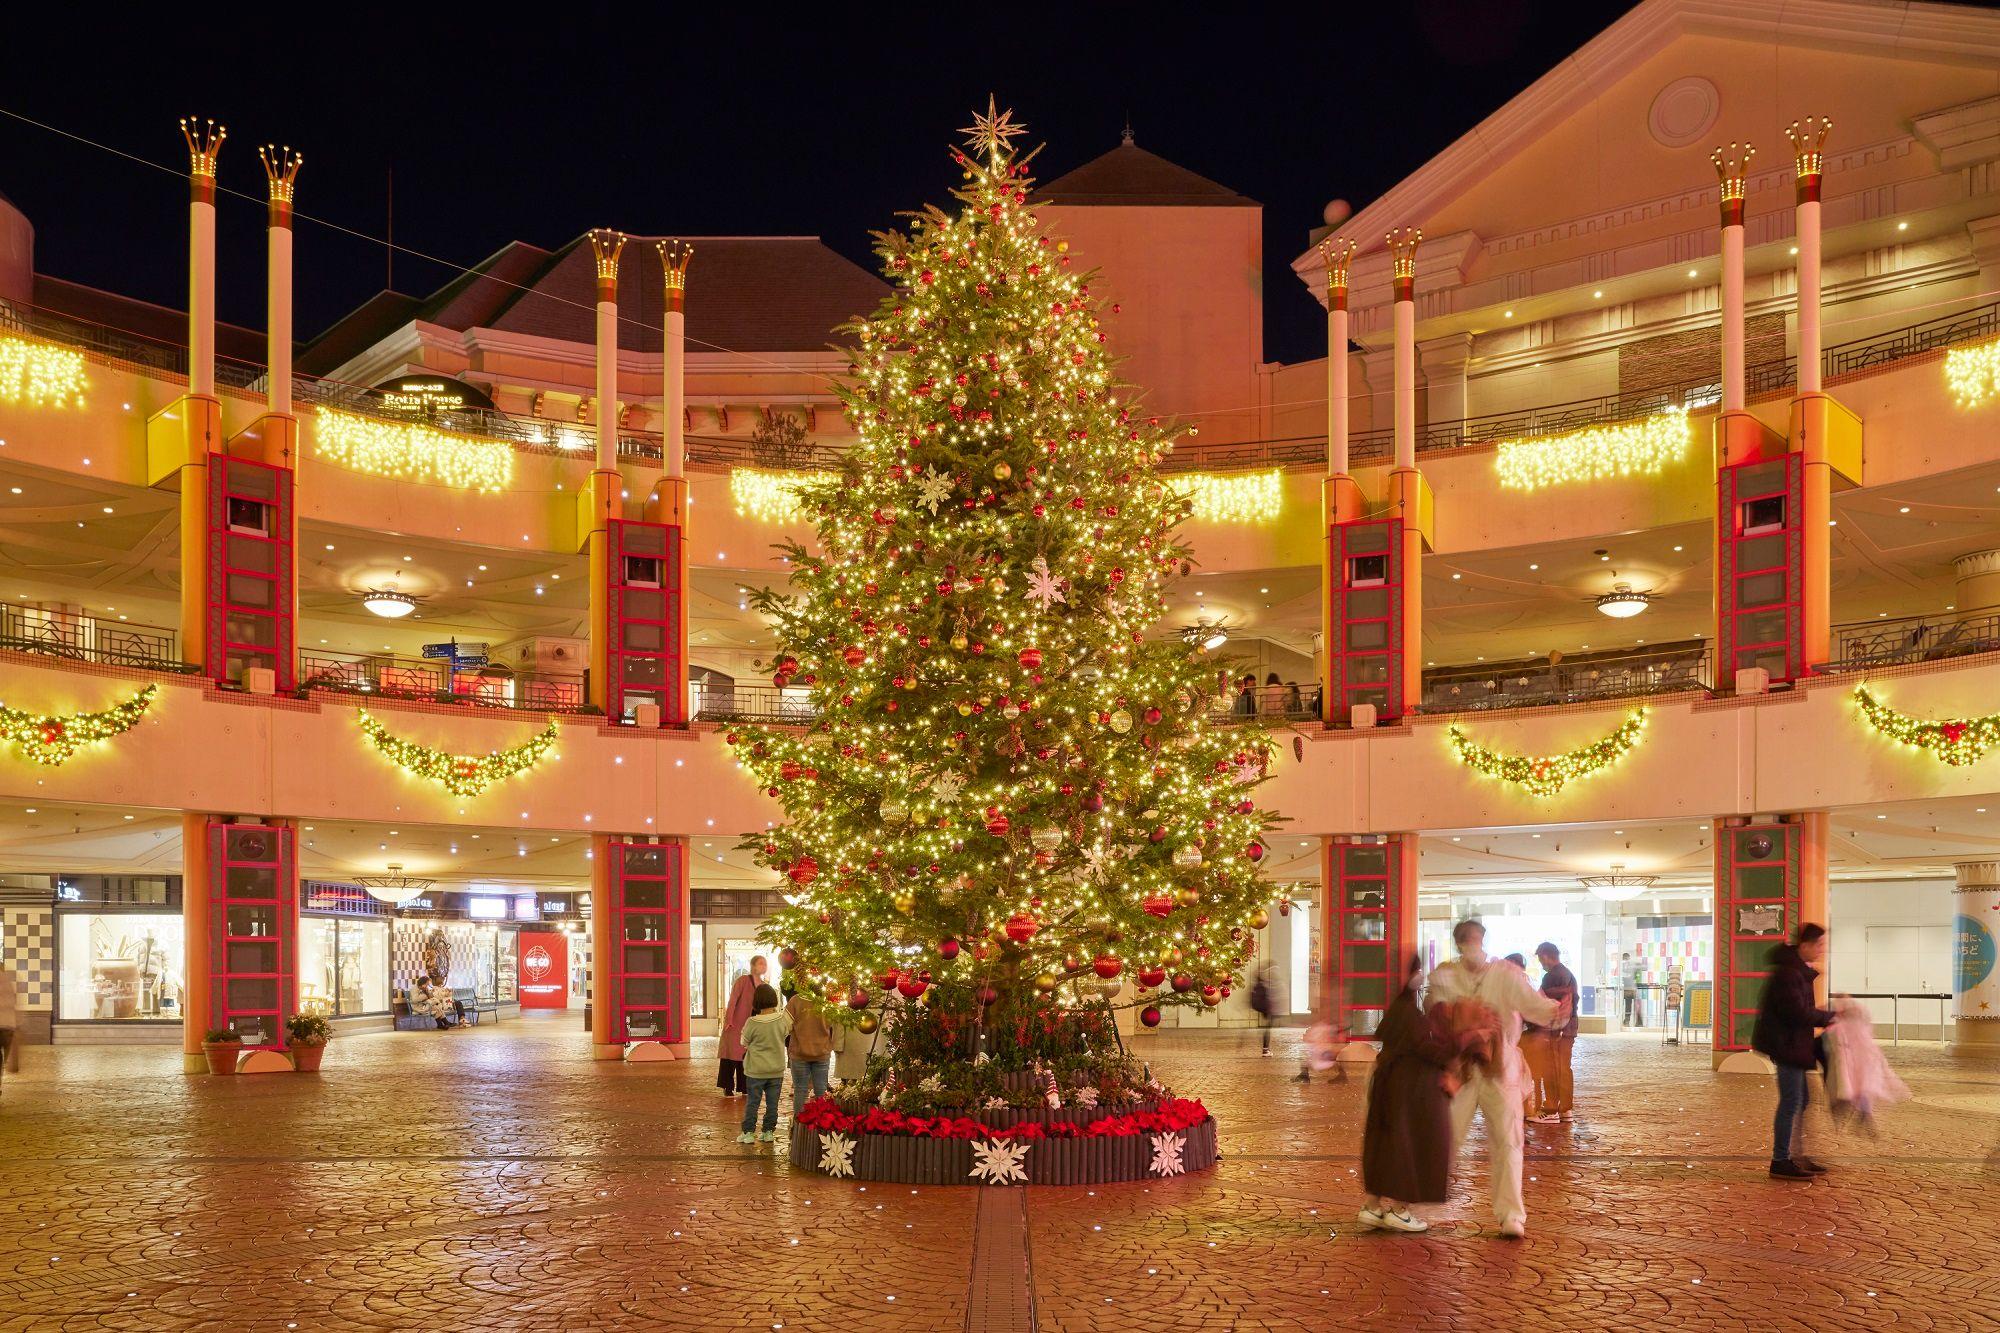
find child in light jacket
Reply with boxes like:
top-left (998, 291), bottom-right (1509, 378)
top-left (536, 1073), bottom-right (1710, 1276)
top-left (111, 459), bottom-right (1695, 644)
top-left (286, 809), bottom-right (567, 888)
top-left (737, 984), bottom-right (791, 1144)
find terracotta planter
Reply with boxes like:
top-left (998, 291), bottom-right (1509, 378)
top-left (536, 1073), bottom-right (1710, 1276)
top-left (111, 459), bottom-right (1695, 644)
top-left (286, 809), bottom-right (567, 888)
top-left (291, 1042), bottom-right (326, 1073)
top-left (202, 1041), bottom-right (242, 1076)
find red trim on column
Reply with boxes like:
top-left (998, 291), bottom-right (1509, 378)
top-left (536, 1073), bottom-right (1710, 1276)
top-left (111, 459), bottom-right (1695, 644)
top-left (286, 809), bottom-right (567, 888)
top-left (206, 821), bottom-right (295, 1051)
top-left (206, 456), bottom-right (295, 690)
top-left (604, 840), bottom-right (689, 1044)
top-left (1329, 517), bottom-right (1405, 722)
top-left (1717, 453), bottom-right (1804, 686)
top-left (607, 519), bottom-right (684, 723)
top-left (1324, 839), bottom-right (1403, 1042)
top-left (1713, 822), bottom-right (1801, 1052)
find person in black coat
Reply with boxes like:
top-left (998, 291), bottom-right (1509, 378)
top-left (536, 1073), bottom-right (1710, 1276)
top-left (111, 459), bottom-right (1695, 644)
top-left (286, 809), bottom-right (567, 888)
top-left (1751, 923), bottom-right (1835, 1180)
top-left (1359, 953), bottom-right (1456, 1233)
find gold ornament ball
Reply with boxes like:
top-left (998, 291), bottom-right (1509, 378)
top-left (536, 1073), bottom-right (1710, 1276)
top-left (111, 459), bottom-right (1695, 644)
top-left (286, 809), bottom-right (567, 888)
top-left (993, 461), bottom-right (1013, 481)
top-left (1248, 908), bottom-right (1270, 930)
top-left (951, 632), bottom-right (970, 651)
top-left (857, 1013), bottom-right (879, 1034)
top-left (893, 893), bottom-right (916, 914)
top-left (1033, 971), bottom-right (1060, 993)
top-left (1175, 887), bottom-right (1200, 908)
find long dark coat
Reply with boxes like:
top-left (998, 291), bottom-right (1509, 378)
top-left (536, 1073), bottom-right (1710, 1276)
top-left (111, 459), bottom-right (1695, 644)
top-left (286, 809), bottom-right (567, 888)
top-left (1361, 988), bottom-right (1455, 1204)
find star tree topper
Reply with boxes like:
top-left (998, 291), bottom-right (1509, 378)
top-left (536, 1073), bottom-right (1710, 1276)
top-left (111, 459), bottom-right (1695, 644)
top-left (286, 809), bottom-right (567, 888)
top-left (961, 95), bottom-right (1027, 163)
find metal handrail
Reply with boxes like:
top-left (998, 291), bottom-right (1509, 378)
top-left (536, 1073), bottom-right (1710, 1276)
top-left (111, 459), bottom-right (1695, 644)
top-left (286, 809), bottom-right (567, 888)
top-left (1838, 991), bottom-right (1951, 1046)
top-left (1817, 609), bottom-right (2000, 674)
top-left (0, 605), bottom-right (198, 673)
top-left (689, 682), bottom-right (819, 725)
top-left (297, 649), bottom-right (592, 714)
top-left (1416, 644), bottom-right (1713, 714)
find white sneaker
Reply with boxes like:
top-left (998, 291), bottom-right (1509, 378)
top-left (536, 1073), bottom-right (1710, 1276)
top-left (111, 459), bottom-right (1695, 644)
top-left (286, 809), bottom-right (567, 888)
top-left (1498, 1219), bottom-right (1525, 1239)
top-left (1377, 1209), bottom-right (1429, 1233)
top-left (1356, 1206), bottom-right (1386, 1230)
top-left (735, 1131), bottom-right (757, 1144)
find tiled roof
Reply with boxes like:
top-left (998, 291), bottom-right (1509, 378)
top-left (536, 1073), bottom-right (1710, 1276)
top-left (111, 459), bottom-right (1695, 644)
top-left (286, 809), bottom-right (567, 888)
top-left (1037, 140), bottom-right (1257, 209)
top-left (478, 235), bottom-right (888, 354)
top-left (32, 275), bottom-right (265, 365)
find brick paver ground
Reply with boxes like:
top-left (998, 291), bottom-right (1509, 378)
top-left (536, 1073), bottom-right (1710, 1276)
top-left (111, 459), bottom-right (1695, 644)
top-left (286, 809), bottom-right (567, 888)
top-left (0, 1016), bottom-right (1995, 1330)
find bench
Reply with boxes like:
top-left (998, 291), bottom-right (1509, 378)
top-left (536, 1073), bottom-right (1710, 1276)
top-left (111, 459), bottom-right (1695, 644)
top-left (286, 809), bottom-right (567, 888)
top-left (452, 987), bottom-right (501, 1025)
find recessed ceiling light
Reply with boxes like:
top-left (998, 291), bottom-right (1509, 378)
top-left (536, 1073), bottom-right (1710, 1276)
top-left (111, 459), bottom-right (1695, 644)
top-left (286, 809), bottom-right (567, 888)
top-left (1528, 563), bottom-right (1539, 571)
top-left (101, 506), bottom-right (113, 514)
top-left (1451, 573), bottom-right (1462, 580)
top-left (324, 544), bottom-right (335, 551)
top-left (1897, 221), bottom-right (1908, 231)
top-left (1877, 813), bottom-right (1887, 819)
top-left (1687, 268), bottom-right (1698, 278)
top-left (1504, 309), bottom-right (1514, 318)
top-left (1789, 246), bottom-right (1799, 256)
top-left (1673, 545), bottom-right (1684, 552)
top-left (1898, 506), bottom-right (1910, 513)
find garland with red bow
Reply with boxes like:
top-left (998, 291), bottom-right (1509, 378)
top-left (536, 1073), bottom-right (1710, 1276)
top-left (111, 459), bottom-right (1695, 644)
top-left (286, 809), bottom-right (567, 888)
top-left (1854, 685), bottom-right (2000, 766)
top-left (1445, 708), bottom-right (1647, 797)
top-left (0, 683), bottom-right (156, 765)
top-left (357, 711), bottom-right (559, 796)
top-left (794, 1095), bottom-right (1209, 1141)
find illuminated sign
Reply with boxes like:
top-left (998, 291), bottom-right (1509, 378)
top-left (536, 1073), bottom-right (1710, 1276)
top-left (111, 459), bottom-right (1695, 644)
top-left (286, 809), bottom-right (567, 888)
top-left (468, 896), bottom-right (507, 920)
top-left (369, 373), bottom-right (497, 418)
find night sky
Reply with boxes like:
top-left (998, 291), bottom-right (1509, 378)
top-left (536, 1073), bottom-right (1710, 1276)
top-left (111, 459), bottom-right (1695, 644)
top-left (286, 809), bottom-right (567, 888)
top-left (3, 4), bottom-right (1619, 366)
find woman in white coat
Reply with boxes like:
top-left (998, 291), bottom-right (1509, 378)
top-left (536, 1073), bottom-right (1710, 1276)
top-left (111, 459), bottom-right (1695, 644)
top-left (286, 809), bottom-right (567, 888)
top-left (1426, 919), bottom-right (1567, 1239)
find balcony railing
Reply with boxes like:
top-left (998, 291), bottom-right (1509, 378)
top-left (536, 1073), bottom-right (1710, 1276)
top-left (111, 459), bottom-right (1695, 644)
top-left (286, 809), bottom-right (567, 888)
top-left (1818, 609), bottom-right (2000, 675)
top-left (1416, 643), bottom-right (1713, 715)
top-left (297, 650), bottom-right (591, 713)
top-left (1210, 683), bottom-right (1324, 724)
top-left (689, 682), bottom-right (819, 725)
top-left (0, 606), bottom-right (196, 673)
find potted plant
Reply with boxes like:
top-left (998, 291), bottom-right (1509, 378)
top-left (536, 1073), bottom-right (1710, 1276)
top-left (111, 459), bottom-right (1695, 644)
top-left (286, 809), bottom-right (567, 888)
top-left (285, 1012), bottom-right (333, 1072)
top-left (201, 1028), bottom-right (243, 1076)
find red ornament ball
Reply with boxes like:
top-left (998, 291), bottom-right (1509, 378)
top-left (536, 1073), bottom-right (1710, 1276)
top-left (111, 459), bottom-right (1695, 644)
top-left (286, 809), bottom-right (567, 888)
top-left (876, 969), bottom-right (901, 991)
top-left (847, 989), bottom-right (870, 1010)
top-left (1004, 913), bottom-right (1040, 943)
top-left (1137, 966), bottom-right (1167, 989)
top-left (938, 938), bottom-right (961, 960)
top-left (1140, 1006), bottom-right (1162, 1028)
top-left (1092, 954), bottom-right (1122, 979)
top-left (897, 974), bottom-right (929, 999)
top-left (1018, 647), bottom-right (1043, 670)
top-left (1170, 974), bottom-right (1195, 994)
top-left (777, 947), bottom-right (799, 968)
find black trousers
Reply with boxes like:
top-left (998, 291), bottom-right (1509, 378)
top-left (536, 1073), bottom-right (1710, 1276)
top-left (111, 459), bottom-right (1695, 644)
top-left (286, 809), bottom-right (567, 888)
top-left (716, 1057), bottom-right (747, 1094)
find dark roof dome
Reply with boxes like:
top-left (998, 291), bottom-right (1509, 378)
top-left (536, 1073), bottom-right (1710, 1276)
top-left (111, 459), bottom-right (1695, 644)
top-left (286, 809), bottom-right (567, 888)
top-left (1036, 133), bottom-right (1256, 209)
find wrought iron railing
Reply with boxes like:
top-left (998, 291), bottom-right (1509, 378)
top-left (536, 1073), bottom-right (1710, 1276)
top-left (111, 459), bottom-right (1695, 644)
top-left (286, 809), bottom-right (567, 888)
top-left (0, 605), bottom-right (196, 672)
top-left (1209, 685), bottom-right (1324, 724)
top-left (297, 649), bottom-right (591, 713)
top-left (689, 682), bottom-right (819, 725)
top-left (1416, 643), bottom-right (1713, 714)
top-left (1824, 301), bottom-right (2000, 379)
top-left (1818, 609), bottom-right (2000, 675)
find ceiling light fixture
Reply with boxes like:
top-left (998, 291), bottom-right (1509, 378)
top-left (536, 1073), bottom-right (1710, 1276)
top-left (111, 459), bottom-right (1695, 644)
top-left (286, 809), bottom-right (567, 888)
top-left (1578, 864), bottom-right (1658, 903)
top-left (1180, 620), bottom-right (1229, 652)
top-left (356, 863), bottom-right (435, 905)
top-left (358, 588), bottom-right (420, 619)
top-left (1595, 583), bottom-right (1653, 619)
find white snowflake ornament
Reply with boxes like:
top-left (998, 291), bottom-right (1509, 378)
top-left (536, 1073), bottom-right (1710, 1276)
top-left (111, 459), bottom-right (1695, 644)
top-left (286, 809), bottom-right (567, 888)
top-left (1148, 1131), bottom-right (1188, 1178)
top-left (913, 467), bottom-right (954, 515)
top-left (929, 770), bottom-right (966, 803)
top-left (968, 1138), bottom-right (1031, 1186)
top-left (1024, 556), bottom-right (1067, 611)
top-left (818, 1132), bottom-right (857, 1179)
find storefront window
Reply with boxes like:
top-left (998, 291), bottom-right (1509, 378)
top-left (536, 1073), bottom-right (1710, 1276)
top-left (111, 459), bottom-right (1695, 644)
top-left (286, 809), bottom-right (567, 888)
top-left (342, 919), bottom-right (391, 1014)
top-left (58, 913), bottom-right (184, 1021)
top-left (299, 917), bottom-right (338, 1014)
top-left (495, 928), bottom-right (518, 1003)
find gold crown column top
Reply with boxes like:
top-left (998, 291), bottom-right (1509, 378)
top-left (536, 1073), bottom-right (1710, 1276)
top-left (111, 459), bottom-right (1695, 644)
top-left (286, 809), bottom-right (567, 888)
top-left (179, 117), bottom-right (226, 202)
top-left (1711, 141), bottom-right (1755, 226)
top-left (588, 228), bottom-right (626, 300)
top-left (1386, 227), bottom-right (1422, 302)
top-left (1786, 116), bottom-right (1832, 203)
top-left (658, 239), bottom-right (694, 312)
top-left (1317, 237), bottom-right (1356, 311)
top-left (258, 144), bottom-right (303, 227)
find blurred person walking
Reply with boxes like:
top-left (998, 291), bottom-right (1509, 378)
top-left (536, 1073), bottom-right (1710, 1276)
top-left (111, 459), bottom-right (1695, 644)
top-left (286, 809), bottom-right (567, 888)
top-left (1754, 924), bottom-right (1835, 1180)
top-left (1358, 953), bottom-right (1454, 1233)
top-left (1250, 961), bottom-right (1287, 1057)
top-left (1428, 919), bottom-right (1567, 1238)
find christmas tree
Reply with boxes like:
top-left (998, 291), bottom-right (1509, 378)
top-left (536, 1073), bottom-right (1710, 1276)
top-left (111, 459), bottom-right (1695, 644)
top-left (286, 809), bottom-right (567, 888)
top-left (731, 103), bottom-right (1279, 1080)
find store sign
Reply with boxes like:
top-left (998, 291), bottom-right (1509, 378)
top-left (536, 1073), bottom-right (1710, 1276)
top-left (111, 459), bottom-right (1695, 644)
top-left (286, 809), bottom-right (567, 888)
top-left (513, 896), bottom-right (539, 922)
top-left (303, 882), bottom-right (387, 917)
top-left (369, 373), bottom-right (497, 418)
top-left (518, 930), bottom-right (569, 1009)
top-left (468, 897), bottom-right (507, 921)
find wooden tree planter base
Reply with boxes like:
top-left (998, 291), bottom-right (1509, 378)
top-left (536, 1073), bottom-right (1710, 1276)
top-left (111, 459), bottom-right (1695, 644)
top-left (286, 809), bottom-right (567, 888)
top-left (787, 1111), bottom-right (1218, 1186)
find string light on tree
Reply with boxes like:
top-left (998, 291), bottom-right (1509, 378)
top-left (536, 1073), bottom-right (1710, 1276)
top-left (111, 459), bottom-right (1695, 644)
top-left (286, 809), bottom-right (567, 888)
top-left (1446, 708), bottom-right (1647, 797)
top-left (0, 684), bottom-right (156, 765)
top-left (1853, 685), bottom-right (2000, 766)
top-left (314, 407), bottom-right (515, 492)
top-left (727, 102), bottom-right (1281, 1044)
top-left (1493, 409), bottom-right (1690, 491)
top-left (0, 334), bottom-right (89, 409)
top-left (357, 711), bottom-right (559, 796)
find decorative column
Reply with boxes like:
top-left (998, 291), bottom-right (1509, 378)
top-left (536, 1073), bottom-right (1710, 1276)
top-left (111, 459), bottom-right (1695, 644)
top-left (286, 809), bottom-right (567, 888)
top-left (1714, 144), bottom-right (1751, 415)
top-left (159, 119), bottom-right (226, 677)
top-left (1386, 228), bottom-right (1429, 717)
top-left (1318, 239), bottom-right (1360, 724)
top-left (584, 229), bottom-right (624, 718)
top-left (589, 831), bottom-right (620, 1060)
top-left (1319, 833), bottom-right (1419, 1063)
top-left (1953, 550), bottom-right (2000, 613)
top-left (1952, 861), bottom-right (2000, 1048)
top-left (591, 835), bottom-right (692, 1060)
top-left (179, 811), bottom-right (211, 1073)
top-left (260, 145), bottom-right (302, 421)
top-left (1790, 118), bottom-right (1829, 395)
top-left (662, 240), bottom-right (691, 481)
top-left (1323, 231), bottom-right (1432, 725)
top-left (1712, 813), bottom-right (1829, 1072)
